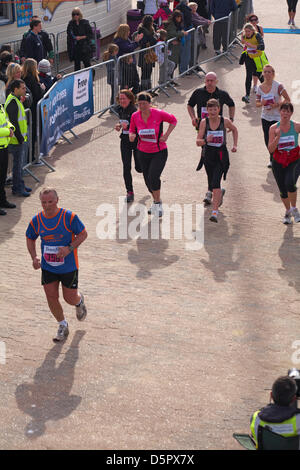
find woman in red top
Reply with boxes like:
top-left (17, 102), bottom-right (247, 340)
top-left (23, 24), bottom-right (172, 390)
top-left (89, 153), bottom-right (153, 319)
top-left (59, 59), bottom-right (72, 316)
top-left (129, 92), bottom-right (177, 217)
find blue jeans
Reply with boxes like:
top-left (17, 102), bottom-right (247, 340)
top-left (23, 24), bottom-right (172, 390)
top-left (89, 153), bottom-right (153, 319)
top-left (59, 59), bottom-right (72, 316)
top-left (179, 33), bottom-right (191, 74)
top-left (8, 142), bottom-right (28, 194)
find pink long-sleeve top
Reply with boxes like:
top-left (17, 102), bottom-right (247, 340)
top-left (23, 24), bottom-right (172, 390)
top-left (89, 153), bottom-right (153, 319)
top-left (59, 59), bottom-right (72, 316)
top-left (129, 108), bottom-right (177, 153)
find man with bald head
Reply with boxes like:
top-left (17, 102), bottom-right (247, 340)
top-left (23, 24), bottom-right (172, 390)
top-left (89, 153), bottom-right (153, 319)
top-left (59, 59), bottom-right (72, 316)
top-left (187, 72), bottom-right (235, 205)
top-left (26, 188), bottom-right (88, 343)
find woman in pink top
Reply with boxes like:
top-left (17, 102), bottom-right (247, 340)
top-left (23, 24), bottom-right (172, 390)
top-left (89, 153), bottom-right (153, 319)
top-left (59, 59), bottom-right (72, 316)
top-left (129, 92), bottom-right (177, 217)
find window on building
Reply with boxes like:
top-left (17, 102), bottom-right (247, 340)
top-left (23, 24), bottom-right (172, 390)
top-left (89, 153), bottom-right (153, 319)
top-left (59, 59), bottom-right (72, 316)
top-left (0, 1), bottom-right (14, 25)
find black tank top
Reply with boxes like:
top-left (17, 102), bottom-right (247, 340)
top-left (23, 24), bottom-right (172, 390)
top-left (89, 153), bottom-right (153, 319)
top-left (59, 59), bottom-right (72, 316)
top-left (204, 117), bottom-right (226, 148)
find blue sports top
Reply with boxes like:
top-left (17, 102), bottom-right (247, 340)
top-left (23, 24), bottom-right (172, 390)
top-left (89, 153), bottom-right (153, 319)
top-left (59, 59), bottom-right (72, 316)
top-left (26, 208), bottom-right (85, 273)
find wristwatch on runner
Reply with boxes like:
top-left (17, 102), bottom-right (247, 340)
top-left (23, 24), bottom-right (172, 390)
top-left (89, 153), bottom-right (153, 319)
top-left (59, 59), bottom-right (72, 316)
top-left (68, 244), bottom-right (74, 252)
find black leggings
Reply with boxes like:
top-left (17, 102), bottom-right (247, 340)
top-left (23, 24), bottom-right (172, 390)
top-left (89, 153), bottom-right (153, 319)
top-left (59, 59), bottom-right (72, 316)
top-left (204, 160), bottom-right (224, 190)
top-left (120, 139), bottom-right (141, 193)
top-left (244, 54), bottom-right (264, 96)
top-left (138, 148), bottom-right (168, 192)
top-left (262, 119), bottom-right (278, 161)
top-left (287, 0), bottom-right (298, 11)
top-left (272, 158), bottom-right (300, 199)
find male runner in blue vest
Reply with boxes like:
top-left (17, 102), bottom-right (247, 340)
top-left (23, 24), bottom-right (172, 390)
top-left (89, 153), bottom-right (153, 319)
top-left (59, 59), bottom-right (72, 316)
top-left (26, 187), bottom-right (88, 342)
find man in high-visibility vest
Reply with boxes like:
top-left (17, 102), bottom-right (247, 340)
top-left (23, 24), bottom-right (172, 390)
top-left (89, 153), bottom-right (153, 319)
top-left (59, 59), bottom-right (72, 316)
top-left (250, 376), bottom-right (300, 447)
top-left (0, 104), bottom-right (15, 215)
top-left (4, 79), bottom-right (32, 198)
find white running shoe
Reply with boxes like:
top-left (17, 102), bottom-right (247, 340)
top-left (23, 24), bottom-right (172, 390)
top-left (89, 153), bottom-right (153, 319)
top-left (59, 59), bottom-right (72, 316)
top-left (148, 202), bottom-right (163, 217)
top-left (283, 212), bottom-right (292, 225)
top-left (76, 293), bottom-right (87, 321)
top-left (53, 322), bottom-right (69, 342)
top-left (292, 208), bottom-right (300, 223)
top-left (203, 191), bottom-right (212, 205)
top-left (209, 210), bottom-right (218, 223)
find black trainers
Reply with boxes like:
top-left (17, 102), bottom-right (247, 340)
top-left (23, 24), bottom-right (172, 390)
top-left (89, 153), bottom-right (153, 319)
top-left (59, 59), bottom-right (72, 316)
top-left (0, 201), bottom-right (16, 209)
top-left (242, 95), bottom-right (250, 103)
top-left (125, 192), bottom-right (134, 203)
top-left (0, 209), bottom-right (7, 216)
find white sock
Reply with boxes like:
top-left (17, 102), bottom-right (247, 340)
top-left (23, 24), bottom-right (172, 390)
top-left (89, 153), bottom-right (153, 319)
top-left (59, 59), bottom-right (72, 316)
top-left (75, 295), bottom-right (82, 307)
top-left (59, 320), bottom-right (68, 327)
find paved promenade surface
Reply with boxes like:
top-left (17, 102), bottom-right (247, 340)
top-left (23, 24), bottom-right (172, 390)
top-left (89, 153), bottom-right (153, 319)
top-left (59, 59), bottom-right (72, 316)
top-left (1, 0), bottom-right (300, 450)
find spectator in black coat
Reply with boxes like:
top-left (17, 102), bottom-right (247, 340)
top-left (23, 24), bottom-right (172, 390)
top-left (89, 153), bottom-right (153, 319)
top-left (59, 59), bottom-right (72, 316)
top-left (22, 59), bottom-right (45, 162)
top-left (137, 15), bottom-right (158, 92)
top-left (20, 17), bottom-right (54, 64)
top-left (23, 18), bottom-right (45, 64)
top-left (67, 7), bottom-right (94, 71)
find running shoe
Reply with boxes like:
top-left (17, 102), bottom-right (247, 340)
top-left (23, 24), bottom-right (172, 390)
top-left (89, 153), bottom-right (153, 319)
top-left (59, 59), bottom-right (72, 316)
top-left (210, 210), bottom-right (218, 223)
top-left (76, 293), bottom-right (87, 321)
top-left (292, 208), bottom-right (300, 223)
top-left (125, 191), bottom-right (134, 203)
top-left (148, 202), bottom-right (163, 217)
top-left (283, 212), bottom-right (292, 225)
top-left (53, 322), bottom-right (69, 342)
top-left (203, 191), bottom-right (212, 205)
top-left (219, 189), bottom-right (226, 207)
top-left (242, 95), bottom-right (250, 103)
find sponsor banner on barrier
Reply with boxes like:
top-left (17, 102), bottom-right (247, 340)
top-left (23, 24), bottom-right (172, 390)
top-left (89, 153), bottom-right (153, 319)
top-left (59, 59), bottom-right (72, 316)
top-left (40, 70), bottom-right (94, 156)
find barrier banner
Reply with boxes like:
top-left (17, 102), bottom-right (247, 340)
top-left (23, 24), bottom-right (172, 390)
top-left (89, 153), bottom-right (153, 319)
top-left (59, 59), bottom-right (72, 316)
top-left (40, 69), bottom-right (94, 156)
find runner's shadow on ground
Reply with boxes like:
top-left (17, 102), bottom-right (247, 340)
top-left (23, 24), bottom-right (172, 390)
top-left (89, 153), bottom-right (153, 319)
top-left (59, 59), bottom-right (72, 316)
top-left (200, 211), bottom-right (240, 282)
top-left (278, 225), bottom-right (300, 293)
top-left (15, 330), bottom-right (85, 439)
top-left (261, 169), bottom-right (282, 203)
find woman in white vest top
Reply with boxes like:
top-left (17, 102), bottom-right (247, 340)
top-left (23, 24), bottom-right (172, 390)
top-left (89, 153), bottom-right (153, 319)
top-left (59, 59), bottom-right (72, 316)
top-left (256, 64), bottom-right (290, 168)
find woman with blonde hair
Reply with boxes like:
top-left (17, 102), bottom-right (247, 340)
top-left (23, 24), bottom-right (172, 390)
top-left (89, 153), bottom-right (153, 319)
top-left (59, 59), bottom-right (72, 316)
top-left (113, 24), bottom-right (143, 57)
top-left (240, 22), bottom-right (265, 104)
top-left (256, 64), bottom-right (290, 167)
top-left (5, 62), bottom-right (32, 108)
top-left (67, 7), bottom-right (94, 71)
top-left (22, 58), bottom-right (45, 162)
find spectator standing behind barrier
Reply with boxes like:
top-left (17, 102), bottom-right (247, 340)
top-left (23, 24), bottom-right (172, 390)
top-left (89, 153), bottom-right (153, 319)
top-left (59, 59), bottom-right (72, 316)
top-left (210, 0), bottom-right (237, 55)
top-left (0, 51), bottom-right (13, 75)
top-left (287, 0), bottom-right (298, 25)
top-left (67, 7), bottom-right (93, 72)
top-left (240, 22), bottom-right (266, 104)
top-left (103, 44), bottom-right (119, 107)
top-left (6, 63), bottom-right (33, 110)
top-left (0, 102), bottom-right (16, 215)
top-left (195, 0), bottom-right (209, 19)
top-left (187, 71), bottom-right (235, 206)
top-left (165, 10), bottom-right (188, 82)
top-left (268, 103), bottom-right (300, 224)
top-left (129, 92), bottom-right (177, 218)
top-left (113, 24), bottom-right (143, 91)
top-left (0, 44), bottom-right (20, 65)
top-left (153, 1), bottom-right (172, 27)
top-left (188, 1), bottom-right (211, 70)
top-left (256, 64), bottom-right (290, 168)
top-left (23, 18), bottom-right (45, 65)
top-left (250, 376), bottom-right (300, 447)
top-left (137, 15), bottom-right (158, 92)
top-left (4, 79), bottom-right (32, 197)
top-left (155, 29), bottom-right (175, 85)
top-left (22, 59), bottom-right (45, 164)
top-left (176, 0), bottom-right (193, 74)
top-left (38, 59), bottom-right (62, 93)
top-left (115, 89), bottom-right (142, 203)
top-left (20, 17), bottom-right (54, 64)
top-left (120, 56), bottom-right (140, 95)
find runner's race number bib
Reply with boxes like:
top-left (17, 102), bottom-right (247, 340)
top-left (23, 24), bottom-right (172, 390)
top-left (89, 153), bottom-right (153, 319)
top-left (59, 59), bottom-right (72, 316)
top-left (44, 245), bottom-right (65, 267)
top-left (139, 128), bottom-right (157, 143)
top-left (207, 130), bottom-right (224, 147)
top-left (278, 135), bottom-right (296, 151)
top-left (120, 119), bottom-right (129, 135)
top-left (201, 107), bottom-right (208, 119)
top-left (262, 93), bottom-right (275, 110)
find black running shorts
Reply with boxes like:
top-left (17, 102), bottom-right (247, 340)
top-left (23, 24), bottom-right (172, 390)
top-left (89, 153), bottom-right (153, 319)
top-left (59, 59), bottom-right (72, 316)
top-left (41, 269), bottom-right (79, 289)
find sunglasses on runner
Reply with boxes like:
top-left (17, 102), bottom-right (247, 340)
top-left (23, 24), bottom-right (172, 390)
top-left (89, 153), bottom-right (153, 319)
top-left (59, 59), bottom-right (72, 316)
top-left (250, 17), bottom-right (258, 22)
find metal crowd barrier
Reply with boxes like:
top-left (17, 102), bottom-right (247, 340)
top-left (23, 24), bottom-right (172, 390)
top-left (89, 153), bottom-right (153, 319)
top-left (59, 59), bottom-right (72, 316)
top-left (55, 22), bottom-right (98, 75)
top-left (27, 1), bottom-right (255, 175)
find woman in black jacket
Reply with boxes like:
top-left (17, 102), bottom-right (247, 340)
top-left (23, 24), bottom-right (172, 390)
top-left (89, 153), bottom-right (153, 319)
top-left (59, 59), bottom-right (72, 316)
top-left (22, 58), bottom-right (45, 162)
top-left (67, 8), bottom-right (94, 71)
top-left (137, 15), bottom-right (158, 92)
